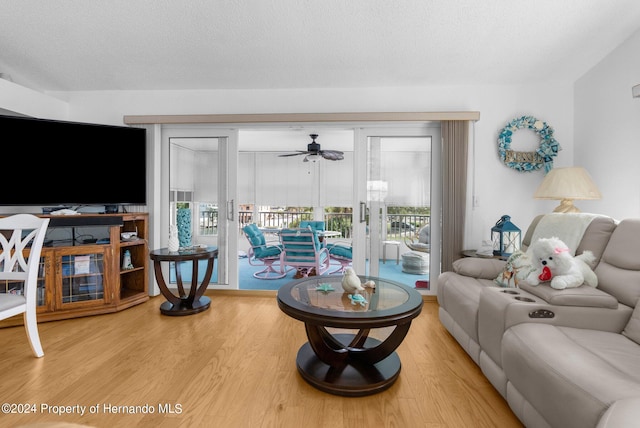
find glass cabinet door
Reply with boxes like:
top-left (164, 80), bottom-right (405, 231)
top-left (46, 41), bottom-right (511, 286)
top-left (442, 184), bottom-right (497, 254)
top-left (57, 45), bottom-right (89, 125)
top-left (56, 247), bottom-right (107, 307)
top-left (1, 252), bottom-right (48, 310)
top-left (37, 255), bottom-right (47, 308)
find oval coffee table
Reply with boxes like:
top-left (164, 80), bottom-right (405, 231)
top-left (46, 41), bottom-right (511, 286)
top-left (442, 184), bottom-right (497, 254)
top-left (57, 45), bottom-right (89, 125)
top-left (277, 274), bottom-right (423, 396)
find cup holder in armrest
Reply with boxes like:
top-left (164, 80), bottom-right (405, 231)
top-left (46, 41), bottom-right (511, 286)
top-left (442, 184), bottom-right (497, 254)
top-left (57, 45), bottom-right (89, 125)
top-left (515, 296), bottom-right (535, 302)
top-left (501, 289), bottom-right (519, 294)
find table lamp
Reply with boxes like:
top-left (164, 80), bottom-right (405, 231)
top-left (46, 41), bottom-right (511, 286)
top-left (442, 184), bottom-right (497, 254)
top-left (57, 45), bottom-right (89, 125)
top-left (534, 167), bottom-right (601, 213)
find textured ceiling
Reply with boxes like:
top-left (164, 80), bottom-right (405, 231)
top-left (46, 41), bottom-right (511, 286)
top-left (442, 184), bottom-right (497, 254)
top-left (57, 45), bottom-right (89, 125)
top-left (1, 0), bottom-right (640, 92)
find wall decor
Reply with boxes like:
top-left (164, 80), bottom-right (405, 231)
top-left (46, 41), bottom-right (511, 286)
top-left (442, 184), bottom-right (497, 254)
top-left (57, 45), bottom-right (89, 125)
top-left (497, 115), bottom-right (561, 173)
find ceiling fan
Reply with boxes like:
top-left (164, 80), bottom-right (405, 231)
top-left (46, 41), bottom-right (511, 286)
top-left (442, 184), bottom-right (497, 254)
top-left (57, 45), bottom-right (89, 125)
top-left (278, 134), bottom-right (344, 162)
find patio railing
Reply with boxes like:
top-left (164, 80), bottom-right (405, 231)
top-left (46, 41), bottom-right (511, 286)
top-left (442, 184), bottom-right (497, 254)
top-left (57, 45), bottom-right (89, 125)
top-left (385, 214), bottom-right (430, 240)
top-left (199, 209), bottom-right (428, 240)
top-left (199, 210), bottom-right (219, 235)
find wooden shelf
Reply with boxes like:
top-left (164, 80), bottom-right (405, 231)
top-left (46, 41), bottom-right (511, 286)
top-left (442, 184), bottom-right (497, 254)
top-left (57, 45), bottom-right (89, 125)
top-left (0, 212), bottom-right (149, 327)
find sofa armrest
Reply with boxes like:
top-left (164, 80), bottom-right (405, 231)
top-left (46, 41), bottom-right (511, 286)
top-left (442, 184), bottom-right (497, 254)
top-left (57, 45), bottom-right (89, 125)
top-left (519, 282), bottom-right (619, 309)
top-left (452, 257), bottom-right (506, 280)
top-left (597, 398), bottom-right (640, 428)
top-left (478, 287), bottom-right (633, 369)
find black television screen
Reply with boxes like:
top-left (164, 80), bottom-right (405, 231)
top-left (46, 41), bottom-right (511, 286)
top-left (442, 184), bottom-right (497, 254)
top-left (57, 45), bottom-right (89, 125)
top-left (1, 115), bottom-right (147, 207)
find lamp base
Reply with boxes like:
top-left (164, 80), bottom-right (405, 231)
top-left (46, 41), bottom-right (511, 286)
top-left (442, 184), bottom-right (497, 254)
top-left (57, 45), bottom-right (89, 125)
top-left (552, 199), bottom-right (580, 213)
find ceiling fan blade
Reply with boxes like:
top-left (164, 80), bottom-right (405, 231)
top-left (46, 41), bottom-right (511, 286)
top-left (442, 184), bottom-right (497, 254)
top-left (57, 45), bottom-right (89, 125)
top-left (279, 134), bottom-right (343, 162)
top-left (320, 150), bottom-right (344, 161)
top-left (278, 151), bottom-right (309, 157)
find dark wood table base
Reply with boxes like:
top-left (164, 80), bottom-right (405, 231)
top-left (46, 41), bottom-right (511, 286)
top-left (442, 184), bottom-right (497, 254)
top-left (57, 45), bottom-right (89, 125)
top-left (277, 275), bottom-right (422, 397)
top-left (149, 247), bottom-right (218, 317)
top-left (296, 334), bottom-right (401, 397)
top-left (160, 296), bottom-right (211, 316)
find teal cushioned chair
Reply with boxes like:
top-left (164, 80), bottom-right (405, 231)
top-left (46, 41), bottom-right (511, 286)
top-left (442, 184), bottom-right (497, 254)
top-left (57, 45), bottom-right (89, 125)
top-left (327, 241), bottom-right (353, 274)
top-left (242, 224), bottom-right (287, 279)
top-left (279, 227), bottom-right (330, 277)
top-left (300, 221), bottom-right (326, 246)
top-left (299, 221), bottom-right (325, 233)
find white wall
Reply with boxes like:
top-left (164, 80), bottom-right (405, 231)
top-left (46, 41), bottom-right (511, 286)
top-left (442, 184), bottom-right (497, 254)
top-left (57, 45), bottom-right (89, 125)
top-left (2, 80), bottom-right (576, 249)
top-left (52, 83), bottom-right (575, 247)
top-left (575, 28), bottom-right (640, 221)
top-left (0, 79), bottom-right (68, 119)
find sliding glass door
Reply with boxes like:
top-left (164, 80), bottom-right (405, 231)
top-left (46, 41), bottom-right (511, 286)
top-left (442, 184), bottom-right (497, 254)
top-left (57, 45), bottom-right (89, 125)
top-left (352, 125), bottom-right (441, 288)
top-left (162, 126), bottom-right (238, 289)
top-left (159, 123), bottom-right (440, 292)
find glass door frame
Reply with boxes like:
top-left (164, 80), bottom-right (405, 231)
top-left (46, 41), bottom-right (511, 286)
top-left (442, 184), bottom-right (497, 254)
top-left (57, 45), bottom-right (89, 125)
top-left (353, 124), bottom-right (441, 284)
top-left (160, 125), bottom-right (239, 289)
top-left (155, 120), bottom-right (442, 292)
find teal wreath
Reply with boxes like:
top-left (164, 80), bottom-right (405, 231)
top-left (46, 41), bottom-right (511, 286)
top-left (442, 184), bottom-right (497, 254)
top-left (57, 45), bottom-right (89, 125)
top-left (498, 116), bottom-right (561, 173)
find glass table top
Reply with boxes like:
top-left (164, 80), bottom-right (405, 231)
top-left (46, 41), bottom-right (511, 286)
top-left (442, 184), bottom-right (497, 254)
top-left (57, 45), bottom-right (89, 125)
top-left (277, 274), bottom-right (423, 326)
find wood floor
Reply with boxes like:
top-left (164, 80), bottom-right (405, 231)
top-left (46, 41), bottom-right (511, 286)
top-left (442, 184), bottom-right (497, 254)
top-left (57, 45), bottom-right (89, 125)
top-left (1, 292), bottom-right (523, 428)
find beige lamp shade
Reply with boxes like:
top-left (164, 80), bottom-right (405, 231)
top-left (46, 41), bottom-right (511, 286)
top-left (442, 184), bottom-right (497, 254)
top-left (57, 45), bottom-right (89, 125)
top-left (534, 167), bottom-right (601, 213)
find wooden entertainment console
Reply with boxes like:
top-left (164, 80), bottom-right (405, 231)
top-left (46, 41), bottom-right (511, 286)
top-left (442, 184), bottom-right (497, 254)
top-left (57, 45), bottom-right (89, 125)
top-left (0, 212), bottom-right (149, 326)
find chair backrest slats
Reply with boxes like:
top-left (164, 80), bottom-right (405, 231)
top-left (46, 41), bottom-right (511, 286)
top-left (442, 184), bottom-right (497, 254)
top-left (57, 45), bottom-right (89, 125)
top-left (0, 215), bottom-right (49, 308)
top-left (0, 214), bottom-right (50, 357)
top-left (279, 227), bottom-right (329, 275)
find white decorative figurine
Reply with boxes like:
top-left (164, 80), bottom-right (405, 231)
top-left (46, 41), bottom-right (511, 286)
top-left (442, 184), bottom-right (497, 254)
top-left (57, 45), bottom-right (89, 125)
top-left (122, 250), bottom-right (134, 270)
top-left (341, 268), bottom-right (375, 294)
top-left (168, 224), bottom-right (180, 252)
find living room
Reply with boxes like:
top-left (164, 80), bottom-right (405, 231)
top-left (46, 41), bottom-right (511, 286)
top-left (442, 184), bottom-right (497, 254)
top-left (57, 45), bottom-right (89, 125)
top-left (2, 2), bottom-right (640, 427)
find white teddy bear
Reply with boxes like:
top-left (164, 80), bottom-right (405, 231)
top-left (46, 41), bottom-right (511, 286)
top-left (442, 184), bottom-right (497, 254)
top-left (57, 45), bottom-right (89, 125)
top-left (525, 236), bottom-right (598, 290)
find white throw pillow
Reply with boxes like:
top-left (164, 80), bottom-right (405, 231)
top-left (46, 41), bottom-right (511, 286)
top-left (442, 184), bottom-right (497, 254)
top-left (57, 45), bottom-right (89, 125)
top-left (494, 250), bottom-right (536, 288)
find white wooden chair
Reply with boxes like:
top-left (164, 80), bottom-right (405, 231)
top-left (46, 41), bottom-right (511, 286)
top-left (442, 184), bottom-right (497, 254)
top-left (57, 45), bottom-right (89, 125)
top-left (0, 214), bottom-right (50, 357)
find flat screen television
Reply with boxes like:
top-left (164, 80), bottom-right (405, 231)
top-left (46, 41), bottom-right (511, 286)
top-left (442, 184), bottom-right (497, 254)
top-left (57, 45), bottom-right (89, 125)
top-left (1, 115), bottom-right (147, 207)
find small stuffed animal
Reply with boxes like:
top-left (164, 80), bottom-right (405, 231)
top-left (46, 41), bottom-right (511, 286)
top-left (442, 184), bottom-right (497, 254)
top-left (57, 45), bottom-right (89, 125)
top-left (525, 237), bottom-right (598, 290)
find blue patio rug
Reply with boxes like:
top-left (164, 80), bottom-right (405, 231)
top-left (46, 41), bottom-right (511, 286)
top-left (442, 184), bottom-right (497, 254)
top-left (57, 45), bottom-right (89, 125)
top-left (169, 256), bottom-right (429, 291)
top-left (238, 256), bottom-right (429, 291)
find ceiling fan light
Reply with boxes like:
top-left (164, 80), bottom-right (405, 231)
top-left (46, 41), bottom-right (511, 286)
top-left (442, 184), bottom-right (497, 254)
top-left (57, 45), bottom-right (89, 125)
top-left (279, 133), bottom-right (342, 162)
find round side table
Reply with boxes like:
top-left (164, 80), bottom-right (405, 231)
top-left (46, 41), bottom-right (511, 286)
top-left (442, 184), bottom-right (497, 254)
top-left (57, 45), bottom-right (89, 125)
top-left (149, 246), bottom-right (218, 316)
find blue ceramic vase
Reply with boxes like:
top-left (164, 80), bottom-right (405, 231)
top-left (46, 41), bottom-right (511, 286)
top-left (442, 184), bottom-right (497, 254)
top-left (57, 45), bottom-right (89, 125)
top-left (177, 208), bottom-right (192, 247)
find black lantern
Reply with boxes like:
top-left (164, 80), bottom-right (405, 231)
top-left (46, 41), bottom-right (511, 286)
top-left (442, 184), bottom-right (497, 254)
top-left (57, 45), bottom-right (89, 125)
top-left (491, 215), bottom-right (521, 257)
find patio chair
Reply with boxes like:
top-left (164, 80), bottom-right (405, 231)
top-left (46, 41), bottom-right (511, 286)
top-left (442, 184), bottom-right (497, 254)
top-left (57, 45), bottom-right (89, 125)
top-left (299, 221), bottom-right (325, 233)
top-left (300, 221), bottom-right (327, 245)
top-left (279, 227), bottom-right (330, 278)
top-left (326, 241), bottom-right (352, 274)
top-left (404, 224), bottom-right (430, 253)
top-left (242, 224), bottom-right (287, 279)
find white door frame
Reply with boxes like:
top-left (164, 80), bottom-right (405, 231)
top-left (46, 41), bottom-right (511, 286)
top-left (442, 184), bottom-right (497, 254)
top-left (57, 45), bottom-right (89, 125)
top-left (353, 124), bottom-right (441, 282)
top-left (161, 125), bottom-right (239, 289)
top-left (156, 121), bottom-right (441, 290)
